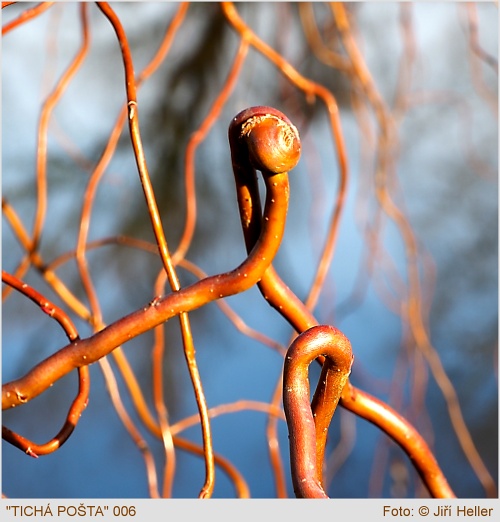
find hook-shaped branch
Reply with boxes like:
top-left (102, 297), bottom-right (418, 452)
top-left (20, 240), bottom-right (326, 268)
top-left (230, 107), bottom-right (455, 498)
top-left (2, 271), bottom-right (89, 456)
top-left (2, 107), bottom-right (301, 412)
top-left (283, 325), bottom-right (353, 498)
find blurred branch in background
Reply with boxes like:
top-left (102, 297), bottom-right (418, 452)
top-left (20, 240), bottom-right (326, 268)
top-left (2, 2), bottom-right (497, 498)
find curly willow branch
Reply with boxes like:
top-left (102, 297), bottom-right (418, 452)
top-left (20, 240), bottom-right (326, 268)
top-left (96, 1), bottom-right (217, 498)
top-left (1, 109), bottom-right (298, 410)
top-left (3, 2), bottom-right (492, 499)
top-left (1, 271), bottom-right (89, 457)
top-left (229, 106), bottom-right (455, 498)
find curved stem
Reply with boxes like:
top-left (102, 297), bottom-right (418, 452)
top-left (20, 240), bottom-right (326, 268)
top-left (96, 2), bottom-right (215, 496)
top-left (2, 108), bottom-right (299, 414)
top-left (2, 2), bottom-right (54, 35)
top-left (340, 383), bottom-right (456, 498)
top-left (231, 109), bottom-right (455, 498)
top-left (2, 271), bottom-right (89, 456)
top-left (222, 1), bottom-right (350, 314)
top-left (283, 325), bottom-right (353, 498)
